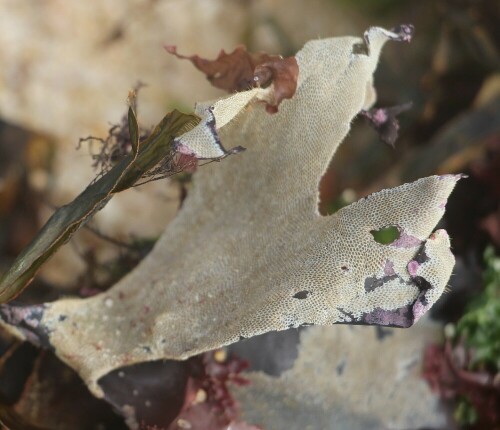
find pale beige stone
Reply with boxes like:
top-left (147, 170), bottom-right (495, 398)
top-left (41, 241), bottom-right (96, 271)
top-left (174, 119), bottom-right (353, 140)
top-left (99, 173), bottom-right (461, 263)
top-left (0, 0), bottom-right (248, 286)
top-left (235, 321), bottom-right (447, 429)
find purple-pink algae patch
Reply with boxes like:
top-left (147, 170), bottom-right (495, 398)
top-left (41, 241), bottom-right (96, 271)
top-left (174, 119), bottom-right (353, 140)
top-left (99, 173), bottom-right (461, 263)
top-left (175, 142), bottom-right (196, 156)
top-left (362, 307), bottom-right (413, 328)
top-left (391, 232), bottom-right (422, 248)
top-left (384, 260), bottom-right (396, 276)
top-left (438, 173), bottom-right (467, 181)
top-left (412, 297), bottom-right (429, 322)
top-left (407, 260), bottom-right (420, 276)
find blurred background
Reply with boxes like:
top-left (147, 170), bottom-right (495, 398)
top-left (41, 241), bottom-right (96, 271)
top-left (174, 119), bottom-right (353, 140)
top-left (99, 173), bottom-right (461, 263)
top-left (0, 0), bottom-right (499, 429)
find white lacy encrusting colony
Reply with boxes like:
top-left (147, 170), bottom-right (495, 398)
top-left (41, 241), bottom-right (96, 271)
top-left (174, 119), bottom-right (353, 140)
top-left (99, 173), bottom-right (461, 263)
top-left (38, 27), bottom-right (458, 396)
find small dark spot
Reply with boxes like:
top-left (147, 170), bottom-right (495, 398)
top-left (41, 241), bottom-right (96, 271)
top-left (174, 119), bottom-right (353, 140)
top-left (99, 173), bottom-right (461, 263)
top-left (230, 146), bottom-right (246, 154)
top-left (364, 276), bottom-right (378, 292)
top-left (336, 360), bottom-right (346, 376)
top-left (364, 274), bottom-right (398, 292)
top-left (102, 25), bottom-right (125, 46)
top-left (337, 308), bottom-right (356, 322)
top-left (370, 225), bottom-right (400, 245)
top-left (58, 315), bottom-right (67, 322)
top-left (287, 323), bottom-right (312, 329)
top-left (412, 276), bottom-right (432, 296)
top-left (141, 346), bottom-right (152, 354)
top-left (293, 291), bottom-right (310, 300)
top-left (352, 42), bottom-right (368, 55)
top-left (341, 265), bottom-right (348, 271)
top-left (413, 247), bottom-right (430, 265)
top-left (238, 336), bottom-right (246, 341)
top-left (390, 24), bottom-right (415, 43)
top-left (375, 326), bottom-right (393, 340)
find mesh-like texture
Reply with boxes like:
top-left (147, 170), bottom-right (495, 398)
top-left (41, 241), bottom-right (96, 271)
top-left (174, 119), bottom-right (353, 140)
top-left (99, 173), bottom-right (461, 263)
top-left (40, 27), bottom-right (458, 396)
